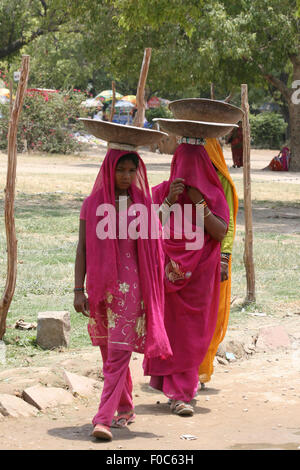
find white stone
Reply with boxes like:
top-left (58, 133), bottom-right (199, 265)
top-left (0, 394), bottom-right (39, 418)
top-left (22, 385), bottom-right (74, 410)
top-left (36, 311), bottom-right (71, 349)
top-left (256, 325), bottom-right (291, 351)
top-left (63, 370), bottom-right (99, 397)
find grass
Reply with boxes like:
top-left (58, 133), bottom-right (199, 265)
top-left (0, 150), bottom-right (300, 367)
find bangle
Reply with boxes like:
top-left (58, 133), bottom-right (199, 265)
top-left (195, 198), bottom-right (205, 206)
top-left (74, 287), bottom-right (84, 293)
top-left (204, 209), bottom-right (212, 218)
top-left (165, 197), bottom-right (172, 207)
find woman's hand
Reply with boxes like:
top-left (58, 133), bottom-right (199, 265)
top-left (167, 178), bottom-right (185, 204)
top-left (220, 261), bottom-right (229, 282)
top-left (74, 292), bottom-right (90, 317)
top-left (187, 186), bottom-right (204, 205)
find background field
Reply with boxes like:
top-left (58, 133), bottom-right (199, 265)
top-left (0, 145), bottom-right (300, 367)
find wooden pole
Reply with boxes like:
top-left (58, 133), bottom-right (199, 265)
top-left (133, 48), bottom-right (152, 127)
top-left (224, 91), bottom-right (233, 103)
top-left (241, 84), bottom-right (256, 303)
top-left (0, 55), bottom-right (30, 339)
top-left (9, 80), bottom-right (13, 117)
top-left (210, 82), bottom-right (215, 100)
top-left (109, 80), bottom-right (116, 122)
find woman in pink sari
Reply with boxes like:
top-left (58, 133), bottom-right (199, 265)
top-left (74, 149), bottom-right (171, 440)
top-left (143, 141), bottom-right (229, 416)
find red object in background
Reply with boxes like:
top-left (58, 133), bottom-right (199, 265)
top-left (27, 88), bottom-right (59, 102)
top-left (147, 96), bottom-right (161, 108)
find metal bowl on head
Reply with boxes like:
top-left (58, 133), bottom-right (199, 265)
top-left (79, 119), bottom-right (168, 147)
top-left (169, 98), bottom-right (244, 124)
top-left (153, 118), bottom-right (238, 139)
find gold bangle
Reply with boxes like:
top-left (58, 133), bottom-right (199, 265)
top-left (204, 209), bottom-right (212, 218)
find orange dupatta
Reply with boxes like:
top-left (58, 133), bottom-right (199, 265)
top-left (199, 138), bottom-right (239, 383)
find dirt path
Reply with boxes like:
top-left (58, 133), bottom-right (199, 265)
top-left (0, 313), bottom-right (300, 451)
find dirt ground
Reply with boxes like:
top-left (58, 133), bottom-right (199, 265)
top-left (0, 145), bottom-right (300, 451)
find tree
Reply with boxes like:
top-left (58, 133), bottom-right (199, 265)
top-left (107, 0), bottom-right (300, 170)
top-left (0, 0), bottom-right (77, 62)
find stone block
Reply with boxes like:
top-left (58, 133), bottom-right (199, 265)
top-left (22, 385), bottom-right (73, 410)
top-left (63, 370), bottom-right (99, 397)
top-left (256, 325), bottom-right (291, 351)
top-left (0, 393), bottom-right (38, 418)
top-left (36, 311), bottom-right (70, 349)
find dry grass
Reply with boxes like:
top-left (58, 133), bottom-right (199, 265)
top-left (0, 146), bottom-right (299, 366)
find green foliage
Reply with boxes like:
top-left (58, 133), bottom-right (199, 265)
top-left (250, 112), bottom-right (287, 149)
top-left (0, 89), bottom-right (88, 154)
top-left (145, 106), bottom-right (173, 124)
top-left (0, 0), bottom-right (73, 60)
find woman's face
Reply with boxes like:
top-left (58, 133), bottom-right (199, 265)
top-left (114, 159), bottom-right (137, 192)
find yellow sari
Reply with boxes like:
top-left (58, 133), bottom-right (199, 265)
top-left (199, 138), bottom-right (239, 383)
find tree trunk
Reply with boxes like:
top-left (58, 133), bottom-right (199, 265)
top-left (0, 55), bottom-right (30, 340)
top-left (289, 100), bottom-right (300, 171)
top-left (289, 57), bottom-right (300, 171)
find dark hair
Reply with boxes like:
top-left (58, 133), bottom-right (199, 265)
top-left (116, 153), bottom-right (139, 168)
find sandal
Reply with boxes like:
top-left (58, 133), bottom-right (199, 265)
top-left (92, 424), bottom-right (113, 441)
top-left (111, 411), bottom-right (136, 428)
top-left (170, 400), bottom-right (194, 416)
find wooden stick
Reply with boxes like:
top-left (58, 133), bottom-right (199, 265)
top-left (241, 84), bottom-right (256, 303)
top-left (224, 91), bottom-right (233, 103)
top-left (210, 82), bottom-right (215, 100)
top-left (9, 80), bottom-right (13, 117)
top-left (109, 80), bottom-right (116, 122)
top-left (134, 48), bottom-right (152, 127)
top-left (0, 55), bottom-right (30, 339)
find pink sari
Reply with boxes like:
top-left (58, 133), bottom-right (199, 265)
top-left (143, 143), bottom-right (229, 381)
top-left (81, 149), bottom-right (172, 360)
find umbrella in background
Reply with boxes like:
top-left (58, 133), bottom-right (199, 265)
top-left (120, 95), bottom-right (136, 105)
top-left (96, 90), bottom-right (123, 102)
top-left (115, 100), bottom-right (134, 108)
top-left (81, 97), bottom-right (103, 108)
top-left (0, 88), bottom-right (10, 98)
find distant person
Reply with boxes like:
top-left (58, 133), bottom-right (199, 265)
top-left (263, 146), bottom-right (291, 171)
top-left (226, 122), bottom-right (243, 168)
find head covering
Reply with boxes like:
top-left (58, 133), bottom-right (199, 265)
top-left (81, 148), bottom-right (172, 359)
top-left (144, 142), bottom-right (230, 377)
top-left (152, 142), bottom-right (230, 291)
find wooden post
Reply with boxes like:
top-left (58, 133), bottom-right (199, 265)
top-left (241, 84), bottom-right (256, 303)
top-left (0, 55), bottom-right (30, 339)
top-left (210, 83), bottom-right (215, 100)
top-left (9, 80), bottom-right (13, 117)
top-left (134, 48), bottom-right (152, 127)
top-left (109, 80), bottom-right (116, 123)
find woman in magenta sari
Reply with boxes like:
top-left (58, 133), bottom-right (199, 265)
top-left (74, 149), bottom-right (171, 440)
top-left (143, 141), bottom-right (229, 416)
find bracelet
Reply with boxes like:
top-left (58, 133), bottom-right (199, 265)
top-left (74, 287), bottom-right (84, 293)
top-left (195, 198), bottom-right (205, 206)
top-left (204, 209), bottom-right (212, 218)
top-left (165, 197), bottom-right (172, 207)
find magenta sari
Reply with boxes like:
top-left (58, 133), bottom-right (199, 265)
top-left (81, 149), bottom-right (172, 360)
top-left (143, 143), bottom-right (229, 398)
